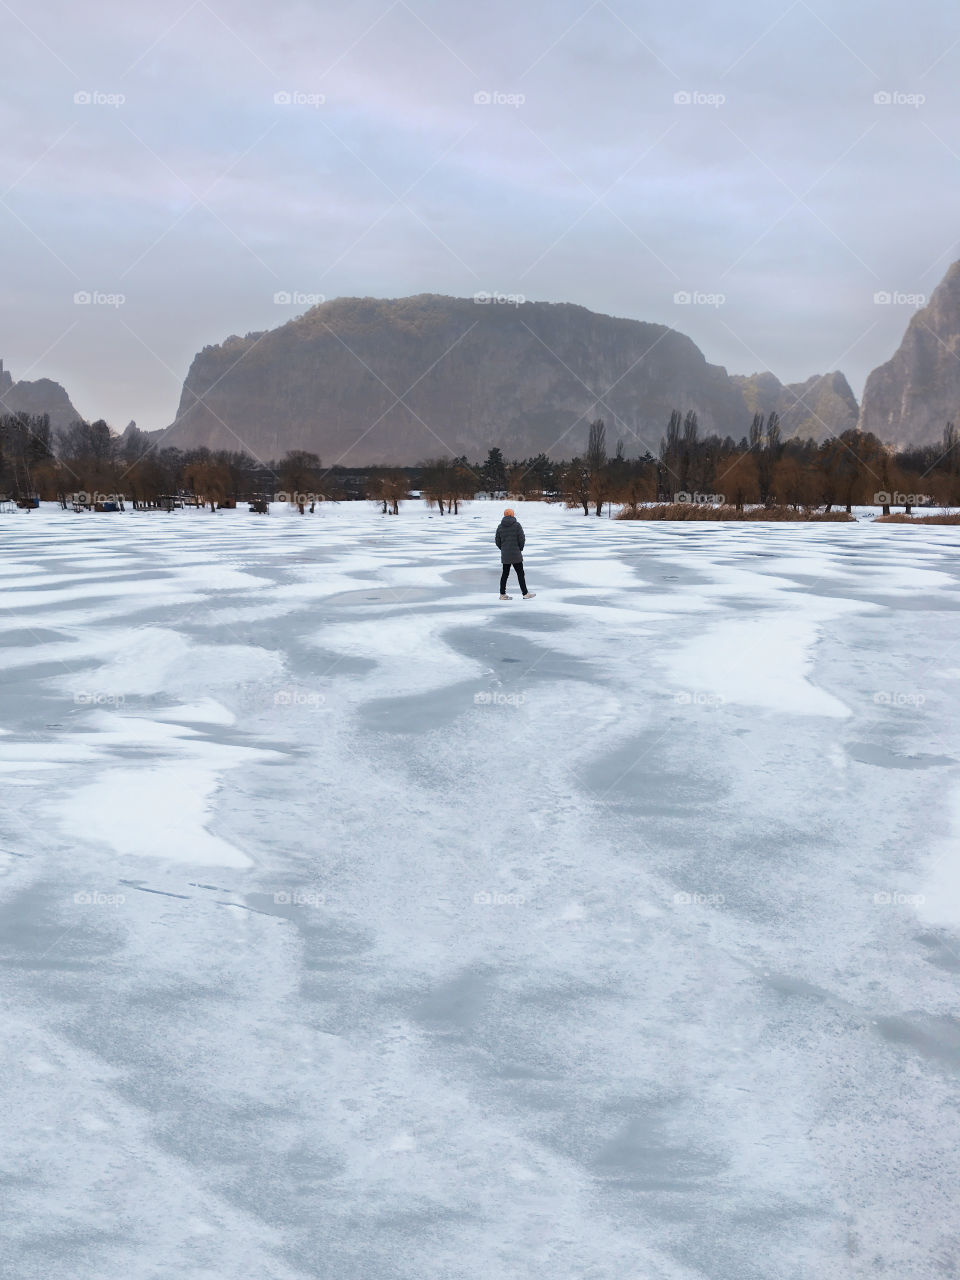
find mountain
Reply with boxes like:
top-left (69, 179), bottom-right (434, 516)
top-left (732, 370), bottom-right (859, 441)
top-left (0, 360), bottom-right (82, 431)
top-left (859, 261), bottom-right (960, 447)
top-left (162, 295), bottom-right (859, 463)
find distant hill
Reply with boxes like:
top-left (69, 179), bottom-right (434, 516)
top-left (0, 360), bottom-right (82, 432)
top-left (732, 370), bottom-right (859, 440)
top-left (859, 261), bottom-right (960, 447)
top-left (160, 295), bottom-right (861, 463)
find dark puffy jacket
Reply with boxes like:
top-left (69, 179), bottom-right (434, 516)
top-left (495, 515), bottom-right (525, 564)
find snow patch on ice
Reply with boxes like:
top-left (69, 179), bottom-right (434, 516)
top-left (61, 763), bottom-right (253, 868)
top-left (665, 613), bottom-right (851, 716)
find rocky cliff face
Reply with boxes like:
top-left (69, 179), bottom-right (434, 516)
top-left (163, 295), bottom-right (859, 463)
top-left (859, 261), bottom-right (960, 447)
top-left (0, 361), bottom-right (82, 431)
top-left (732, 370), bottom-right (860, 441)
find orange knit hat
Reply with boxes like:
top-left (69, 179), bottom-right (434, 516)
top-left (504, 507), bottom-right (514, 515)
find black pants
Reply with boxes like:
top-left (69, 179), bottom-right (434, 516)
top-left (500, 561), bottom-right (528, 594)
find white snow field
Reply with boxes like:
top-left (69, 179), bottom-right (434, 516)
top-left (1, 501), bottom-right (959, 1280)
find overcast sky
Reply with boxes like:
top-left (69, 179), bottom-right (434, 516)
top-left (2, 0), bottom-right (958, 430)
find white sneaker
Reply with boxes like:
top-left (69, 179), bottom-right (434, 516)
top-left (522, 592), bottom-right (536, 599)
top-left (499, 594), bottom-right (512, 600)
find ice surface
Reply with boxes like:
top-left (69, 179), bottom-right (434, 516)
top-left (1, 502), bottom-right (959, 1279)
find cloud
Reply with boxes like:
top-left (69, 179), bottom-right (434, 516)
top-left (0, 0), bottom-right (957, 430)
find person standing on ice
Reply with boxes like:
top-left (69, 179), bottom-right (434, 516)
top-left (495, 508), bottom-right (535, 600)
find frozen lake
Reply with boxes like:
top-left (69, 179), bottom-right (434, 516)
top-left (1, 502), bottom-right (959, 1279)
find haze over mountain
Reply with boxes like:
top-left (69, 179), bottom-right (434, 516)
top-left (859, 262), bottom-right (960, 449)
top-left (0, 360), bottom-right (82, 432)
top-left (159, 295), bottom-right (859, 465)
top-left (4, 1), bottom-right (960, 433)
top-left (732, 371), bottom-right (859, 442)
top-left (10, 253), bottom-right (959, 466)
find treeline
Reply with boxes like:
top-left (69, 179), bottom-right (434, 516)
top-left (418, 414), bottom-right (960, 515)
top-left (0, 416), bottom-right (345, 508)
top-left (2, 410), bottom-right (959, 515)
top-left (556, 414), bottom-right (960, 515)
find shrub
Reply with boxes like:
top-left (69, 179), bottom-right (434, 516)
top-left (873, 512), bottom-right (960, 524)
top-left (615, 503), bottom-right (854, 522)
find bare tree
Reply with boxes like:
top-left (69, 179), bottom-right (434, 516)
top-left (658, 409), bottom-right (683, 499)
top-left (587, 418), bottom-right (607, 474)
top-left (563, 457), bottom-right (591, 515)
top-left (585, 418), bottom-right (611, 515)
top-left (722, 451), bottom-right (759, 511)
top-left (182, 457), bottom-right (231, 510)
top-left (278, 450), bottom-right (323, 511)
top-left (420, 456), bottom-right (473, 514)
top-left (771, 455), bottom-right (815, 509)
